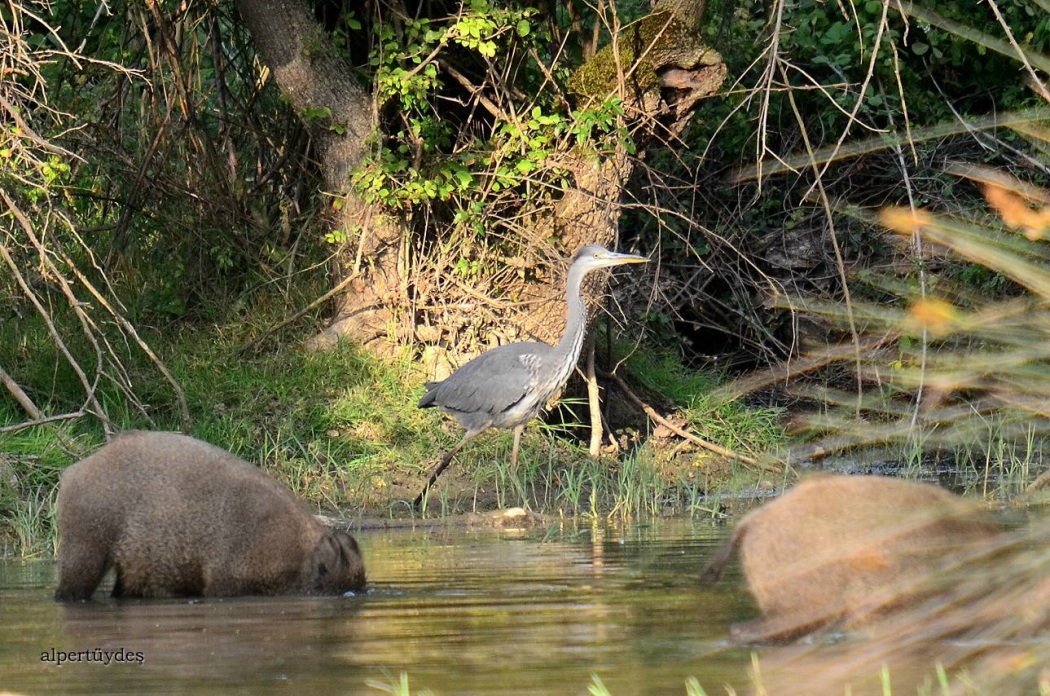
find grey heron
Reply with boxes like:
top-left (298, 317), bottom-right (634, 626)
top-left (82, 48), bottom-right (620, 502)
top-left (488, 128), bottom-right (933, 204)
top-left (415, 244), bottom-right (648, 506)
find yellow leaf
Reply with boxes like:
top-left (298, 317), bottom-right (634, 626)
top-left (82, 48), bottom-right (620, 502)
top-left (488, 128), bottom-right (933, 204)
top-left (906, 297), bottom-right (959, 337)
top-left (879, 206), bottom-right (933, 235)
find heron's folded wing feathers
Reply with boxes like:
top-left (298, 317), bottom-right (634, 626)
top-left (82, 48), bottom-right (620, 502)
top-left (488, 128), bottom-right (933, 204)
top-left (429, 343), bottom-right (546, 416)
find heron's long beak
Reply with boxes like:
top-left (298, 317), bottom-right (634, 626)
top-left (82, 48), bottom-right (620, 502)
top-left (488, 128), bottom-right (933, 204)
top-left (605, 251), bottom-right (649, 266)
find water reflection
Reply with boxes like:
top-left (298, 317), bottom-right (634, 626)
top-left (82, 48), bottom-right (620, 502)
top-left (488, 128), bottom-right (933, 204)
top-left (1, 519), bottom-right (753, 695)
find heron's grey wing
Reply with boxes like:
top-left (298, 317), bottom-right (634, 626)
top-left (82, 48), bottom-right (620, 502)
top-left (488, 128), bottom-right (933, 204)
top-left (423, 343), bottom-right (549, 419)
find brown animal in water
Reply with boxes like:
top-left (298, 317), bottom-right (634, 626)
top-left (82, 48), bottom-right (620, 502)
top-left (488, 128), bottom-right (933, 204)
top-left (752, 516), bottom-right (1050, 696)
top-left (54, 431), bottom-right (366, 601)
top-left (701, 475), bottom-right (1002, 643)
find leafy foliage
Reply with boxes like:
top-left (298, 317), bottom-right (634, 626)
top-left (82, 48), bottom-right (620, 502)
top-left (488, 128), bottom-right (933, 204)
top-left (351, 0), bottom-right (633, 225)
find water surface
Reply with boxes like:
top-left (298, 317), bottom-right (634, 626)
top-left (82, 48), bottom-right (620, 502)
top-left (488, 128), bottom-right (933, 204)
top-left (1, 518), bottom-right (755, 695)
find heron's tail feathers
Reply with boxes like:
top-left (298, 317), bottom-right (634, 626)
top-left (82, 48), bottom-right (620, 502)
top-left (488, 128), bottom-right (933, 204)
top-left (418, 382), bottom-right (440, 408)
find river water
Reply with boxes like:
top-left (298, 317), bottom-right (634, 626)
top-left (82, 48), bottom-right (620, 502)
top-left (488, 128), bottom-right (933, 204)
top-left (0, 518), bottom-right (757, 695)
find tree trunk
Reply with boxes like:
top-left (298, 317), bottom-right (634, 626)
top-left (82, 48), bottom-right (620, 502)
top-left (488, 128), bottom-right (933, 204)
top-left (233, 0), bottom-right (370, 187)
top-left (234, 0), bottom-right (411, 353)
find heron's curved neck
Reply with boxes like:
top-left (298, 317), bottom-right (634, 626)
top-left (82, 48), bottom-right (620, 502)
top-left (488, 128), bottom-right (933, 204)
top-left (555, 263), bottom-right (590, 362)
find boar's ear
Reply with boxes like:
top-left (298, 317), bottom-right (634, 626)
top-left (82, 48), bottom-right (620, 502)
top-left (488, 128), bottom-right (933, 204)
top-left (311, 533), bottom-right (340, 582)
top-left (333, 529), bottom-right (361, 558)
top-left (331, 529), bottom-right (367, 591)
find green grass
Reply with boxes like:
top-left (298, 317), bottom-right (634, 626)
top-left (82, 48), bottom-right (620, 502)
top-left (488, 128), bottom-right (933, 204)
top-left (365, 671), bottom-right (434, 696)
top-left (0, 427), bottom-right (84, 556)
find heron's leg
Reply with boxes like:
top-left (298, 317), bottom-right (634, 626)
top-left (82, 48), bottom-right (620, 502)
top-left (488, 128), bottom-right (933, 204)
top-left (510, 425), bottom-right (524, 471)
top-left (413, 430), bottom-right (479, 510)
top-left (508, 424), bottom-right (532, 510)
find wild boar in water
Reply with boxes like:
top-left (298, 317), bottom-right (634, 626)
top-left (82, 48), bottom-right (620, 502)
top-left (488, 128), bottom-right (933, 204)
top-left (54, 431), bottom-right (366, 601)
top-left (701, 475), bottom-right (1002, 643)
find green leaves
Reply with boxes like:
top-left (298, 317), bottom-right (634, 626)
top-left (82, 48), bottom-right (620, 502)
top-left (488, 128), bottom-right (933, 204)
top-left (356, 0), bottom-right (579, 212)
top-left (570, 98), bottom-right (631, 152)
top-left (449, 15), bottom-right (501, 58)
top-left (352, 0), bottom-right (633, 222)
top-left (764, 0), bottom-right (1047, 131)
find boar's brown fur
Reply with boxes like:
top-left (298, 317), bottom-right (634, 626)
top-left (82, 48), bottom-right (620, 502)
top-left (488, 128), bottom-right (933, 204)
top-left (55, 431), bottom-right (366, 601)
top-left (702, 475), bottom-right (1002, 643)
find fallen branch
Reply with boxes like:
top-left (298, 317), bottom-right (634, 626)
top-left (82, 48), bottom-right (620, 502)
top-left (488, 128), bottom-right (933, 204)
top-left (600, 368), bottom-right (762, 469)
top-left (240, 269), bottom-right (357, 355)
top-left (0, 411), bottom-right (86, 435)
top-left (0, 366), bottom-right (42, 420)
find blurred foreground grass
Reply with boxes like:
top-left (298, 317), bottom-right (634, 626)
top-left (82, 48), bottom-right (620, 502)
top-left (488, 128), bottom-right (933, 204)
top-left (718, 164), bottom-right (1050, 498)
